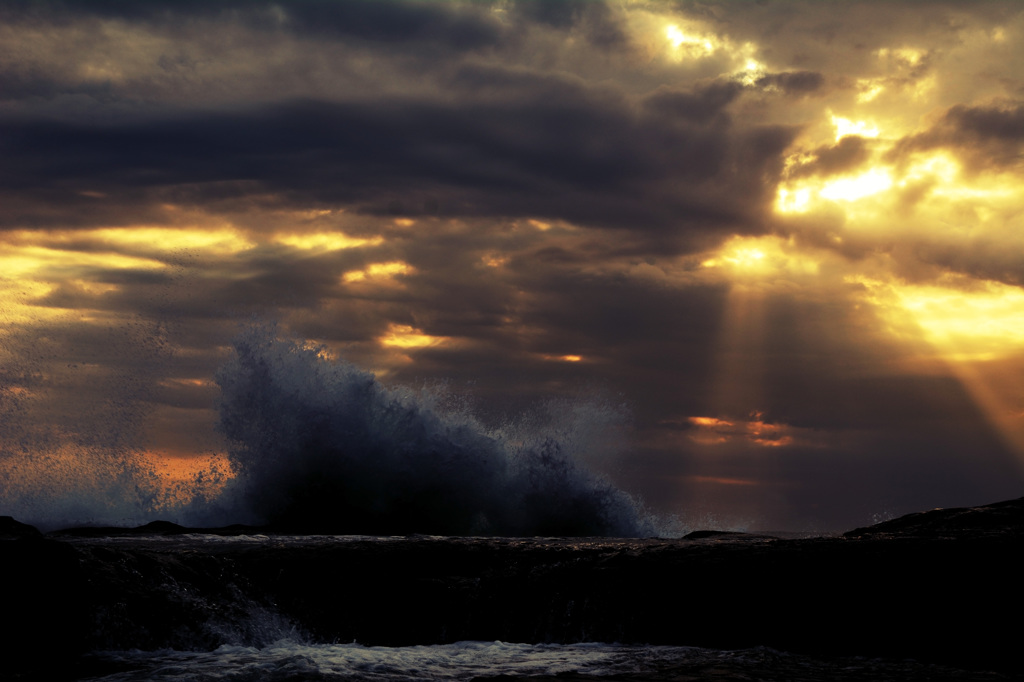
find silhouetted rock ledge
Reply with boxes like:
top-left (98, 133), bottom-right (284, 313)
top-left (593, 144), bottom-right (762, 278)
top-left (0, 515), bottom-right (43, 539)
top-left (48, 519), bottom-right (268, 538)
top-left (844, 496), bottom-right (1024, 538)
top-left (3, 497), bottom-right (1023, 680)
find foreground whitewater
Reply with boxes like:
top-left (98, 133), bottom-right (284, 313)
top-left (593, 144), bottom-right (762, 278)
top-left (6, 499), bottom-right (1024, 681)
top-left (83, 639), bottom-right (1006, 682)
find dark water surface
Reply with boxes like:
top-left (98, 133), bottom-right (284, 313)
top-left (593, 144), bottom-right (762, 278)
top-left (5, 501), bottom-right (1023, 682)
top-left (82, 640), bottom-right (1010, 682)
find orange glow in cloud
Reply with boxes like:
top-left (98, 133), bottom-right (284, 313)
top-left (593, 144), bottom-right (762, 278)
top-left (540, 353), bottom-right (583, 363)
top-left (745, 412), bottom-right (795, 448)
top-left (687, 412), bottom-right (798, 448)
top-left (689, 416), bottom-right (733, 427)
top-left (481, 253), bottom-right (509, 268)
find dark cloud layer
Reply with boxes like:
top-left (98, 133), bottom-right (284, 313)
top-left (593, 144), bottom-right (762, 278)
top-left (1, 0), bottom-right (505, 46)
top-left (0, 90), bottom-right (793, 249)
top-left (754, 70), bottom-right (825, 95)
top-left (889, 101), bottom-right (1024, 172)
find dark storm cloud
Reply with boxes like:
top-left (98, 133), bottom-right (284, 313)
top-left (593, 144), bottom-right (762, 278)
top-left (0, 0), bottom-right (798, 247)
top-left (753, 70), bottom-right (825, 95)
top-left (268, 0), bottom-right (503, 48)
top-left (0, 68), bottom-right (117, 103)
top-left (507, 0), bottom-right (629, 48)
top-left (15, 0), bottom-right (629, 54)
top-left (642, 81), bottom-right (742, 124)
top-left (791, 136), bottom-right (871, 178)
top-left (910, 242), bottom-right (1024, 288)
top-left (0, 83), bottom-right (796, 245)
top-left (889, 101), bottom-right (1024, 171)
top-left (118, 247), bottom-right (372, 320)
top-left (947, 102), bottom-right (1024, 141)
top-left (941, 103), bottom-right (1024, 168)
top-left (1, 0), bottom-right (505, 50)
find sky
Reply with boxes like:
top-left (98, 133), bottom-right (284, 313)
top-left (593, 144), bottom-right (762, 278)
top-left (2, 0), bottom-right (1024, 532)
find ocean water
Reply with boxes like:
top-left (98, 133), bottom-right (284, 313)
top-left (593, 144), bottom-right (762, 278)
top-left (83, 640), bottom-right (1006, 682)
top-left (48, 533), bottom-right (1010, 682)
top-left (87, 640), bottom-right (689, 681)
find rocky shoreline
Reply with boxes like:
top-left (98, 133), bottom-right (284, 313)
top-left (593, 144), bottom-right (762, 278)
top-left (3, 498), bottom-right (1023, 680)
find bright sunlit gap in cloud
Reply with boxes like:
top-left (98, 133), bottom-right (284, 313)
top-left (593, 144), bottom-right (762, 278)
top-left (0, 235), bottom-right (173, 329)
top-left (774, 114), bottom-right (893, 214)
top-left (831, 115), bottom-right (881, 142)
top-left (771, 96), bottom-right (1024, 467)
top-left (87, 227), bottom-right (256, 255)
top-left (850, 276), bottom-right (1024, 363)
top-left (664, 24), bottom-right (716, 59)
top-left (856, 80), bottom-right (885, 103)
top-left (849, 274), bottom-right (1024, 460)
top-left (701, 235), bottom-right (821, 280)
top-left (660, 16), bottom-right (769, 86)
top-left (776, 154), bottom-right (1019, 216)
top-left (735, 56), bottom-right (767, 86)
top-left (343, 261), bottom-right (414, 283)
top-left (903, 151), bottom-right (959, 185)
top-left (275, 232), bottom-right (383, 251)
top-left (0, 240), bottom-right (166, 274)
top-left (378, 323), bottom-right (448, 350)
top-left (819, 168), bottom-right (894, 202)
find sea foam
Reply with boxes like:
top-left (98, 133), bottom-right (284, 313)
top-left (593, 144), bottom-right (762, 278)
top-left (212, 323), bottom-right (653, 536)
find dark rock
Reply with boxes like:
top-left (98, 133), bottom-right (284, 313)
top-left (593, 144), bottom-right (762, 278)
top-left (0, 515), bottom-right (42, 539)
top-left (844, 496), bottom-right (1024, 538)
top-left (5, 497), bottom-right (1024, 678)
top-left (683, 529), bottom-right (738, 539)
top-left (49, 520), bottom-right (270, 538)
top-left (682, 529), bottom-right (757, 540)
top-left (0, 535), bottom-right (90, 678)
top-left (135, 520), bottom-right (189, 534)
top-left (50, 520), bottom-right (188, 537)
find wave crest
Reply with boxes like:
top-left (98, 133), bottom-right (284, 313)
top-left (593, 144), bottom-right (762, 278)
top-left (215, 324), bottom-right (652, 536)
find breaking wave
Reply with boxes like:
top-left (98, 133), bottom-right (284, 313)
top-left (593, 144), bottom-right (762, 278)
top-left (213, 324), bottom-right (653, 536)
